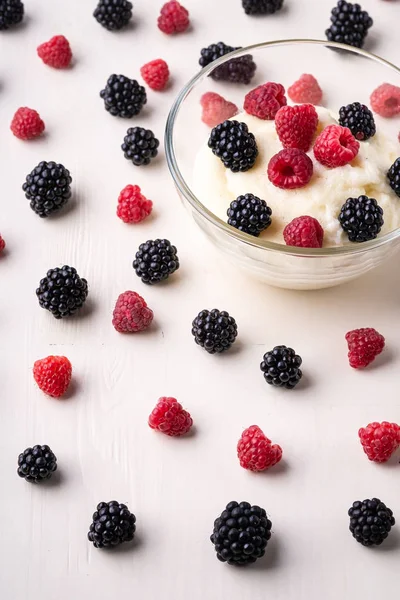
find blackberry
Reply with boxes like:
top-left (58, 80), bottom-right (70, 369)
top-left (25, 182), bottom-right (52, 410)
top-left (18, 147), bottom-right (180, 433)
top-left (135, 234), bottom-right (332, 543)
top-left (88, 501), bottom-right (136, 548)
top-left (210, 501), bottom-right (272, 565)
top-left (208, 120), bottom-right (258, 173)
top-left (260, 345), bottom-right (303, 389)
top-left (133, 239), bottom-right (179, 284)
top-left (0, 0), bottom-right (24, 30)
top-left (36, 265), bottom-right (89, 319)
top-left (100, 74), bottom-right (146, 118)
top-left (242, 0), bottom-right (283, 15)
top-left (349, 498), bottom-right (395, 546)
top-left (338, 102), bottom-right (376, 141)
top-left (325, 1), bottom-right (373, 49)
top-left (199, 42), bottom-right (256, 85)
top-left (387, 157), bottom-right (400, 198)
top-left (93, 0), bottom-right (133, 31)
top-left (22, 161), bottom-right (72, 218)
top-left (17, 445), bottom-right (57, 483)
top-left (339, 195), bottom-right (384, 242)
top-left (227, 193), bottom-right (272, 236)
top-left (191, 309), bottom-right (238, 354)
top-left (122, 127), bottom-right (159, 166)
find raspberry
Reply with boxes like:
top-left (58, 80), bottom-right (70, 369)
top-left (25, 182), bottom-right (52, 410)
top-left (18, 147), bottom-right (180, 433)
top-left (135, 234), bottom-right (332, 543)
top-left (0, 235), bottom-right (6, 253)
top-left (287, 74), bottom-right (323, 105)
top-left (237, 425), bottom-right (282, 472)
top-left (157, 1), bottom-right (189, 34)
top-left (116, 185), bottom-right (153, 224)
top-left (244, 82), bottom-right (287, 120)
top-left (313, 124), bottom-right (359, 168)
top-left (140, 59), bottom-right (169, 91)
top-left (200, 92), bottom-right (238, 128)
top-left (37, 35), bottom-right (72, 69)
top-left (359, 422), bottom-right (400, 463)
top-left (148, 397), bottom-right (193, 436)
top-left (370, 83), bottom-right (400, 118)
top-left (112, 291), bottom-right (153, 333)
top-left (275, 104), bottom-right (318, 152)
top-left (268, 148), bottom-right (313, 190)
top-left (283, 216), bottom-right (324, 248)
top-left (33, 356), bottom-right (72, 398)
top-left (10, 107), bottom-right (45, 141)
top-left (345, 327), bottom-right (385, 369)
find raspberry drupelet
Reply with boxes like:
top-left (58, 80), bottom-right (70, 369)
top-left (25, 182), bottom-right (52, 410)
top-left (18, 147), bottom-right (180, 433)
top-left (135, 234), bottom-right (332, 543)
top-left (345, 327), bottom-right (385, 368)
top-left (237, 425), bottom-right (282, 472)
top-left (359, 421), bottom-right (400, 463)
top-left (149, 397), bottom-right (193, 436)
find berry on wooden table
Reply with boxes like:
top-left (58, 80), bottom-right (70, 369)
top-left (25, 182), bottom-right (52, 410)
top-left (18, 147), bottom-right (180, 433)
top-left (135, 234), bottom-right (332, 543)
top-left (0, 235), bottom-right (5, 253)
top-left (100, 74), bottom-right (146, 118)
top-left (370, 83), bottom-right (400, 118)
top-left (37, 35), bottom-right (72, 69)
top-left (133, 239), bottom-right (179, 284)
top-left (275, 104), bottom-right (318, 152)
top-left (33, 356), bottom-right (72, 398)
top-left (10, 107), bottom-right (45, 140)
top-left (208, 120), bottom-right (258, 172)
top-left (93, 0), bottom-right (133, 30)
top-left (191, 309), bottom-right (238, 354)
top-left (325, 1), bottom-right (373, 49)
top-left (140, 59), bottom-right (169, 91)
top-left (338, 102), bottom-right (376, 141)
top-left (345, 327), bottom-right (385, 368)
top-left (237, 425), bottom-right (282, 472)
top-left (288, 74), bottom-right (323, 105)
top-left (157, 1), bottom-right (189, 34)
top-left (22, 161), bottom-right (72, 218)
top-left (387, 158), bottom-right (400, 198)
top-left (199, 42), bottom-right (256, 85)
top-left (313, 124), bottom-right (359, 167)
top-left (88, 501), bottom-right (136, 548)
top-left (244, 82), bottom-right (287, 120)
top-left (260, 345), bottom-right (303, 389)
top-left (117, 185), bottom-right (152, 224)
top-left (242, 0), bottom-right (284, 15)
top-left (339, 196), bottom-right (384, 242)
top-left (36, 265), bottom-right (88, 319)
top-left (17, 445), bottom-right (57, 483)
top-left (112, 291), bottom-right (153, 333)
top-left (268, 148), bottom-right (313, 189)
top-left (149, 397), bottom-right (193, 436)
top-left (359, 421), bottom-right (400, 463)
top-left (122, 127), bottom-right (159, 166)
top-left (283, 216), bottom-right (324, 248)
top-left (200, 92), bottom-right (238, 128)
top-left (349, 499), bottom-right (395, 546)
top-left (227, 193), bottom-right (272, 236)
top-left (0, 0), bottom-right (24, 30)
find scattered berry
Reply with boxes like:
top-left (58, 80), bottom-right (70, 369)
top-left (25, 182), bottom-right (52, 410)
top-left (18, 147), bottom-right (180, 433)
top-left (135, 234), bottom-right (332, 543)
top-left (100, 74), bottom-right (146, 118)
top-left (370, 83), bottom-right (400, 118)
top-left (387, 157), bottom-right (400, 198)
top-left (192, 309), bottom-right (238, 354)
top-left (268, 148), bottom-right (313, 190)
top-left (149, 397), bottom-right (193, 436)
top-left (116, 184), bottom-right (152, 224)
top-left (339, 196), bottom-right (384, 242)
top-left (242, 0), bottom-right (283, 14)
top-left (33, 356), bottom-right (72, 398)
top-left (36, 265), bottom-right (88, 319)
top-left (10, 107), bottom-right (45, 141)
top-left (112, 291), bottom-right (154, 333)
top-left (37, 35), bottom-right (72, 69)
top-left (237, 425), bottom-right (282, 472)
top-left (88, 501), bottom-right (136, 548)
top-left (200, 92), bottom-right (238, 128)
top-left (359, 422), bottom-right (400, 463)
top-left (260, 345), bottom-right (303, 389)
top-left (199, 42), bottom-right (256, 85)
top-left (244, 82), bottom-right (287, 120)
top-left (275, 104), bottom-right (318, 152)
top-left (345, 327), bottom-right (385, 368)
top-left (313, 124), bottom-right (359, 168)
top-left (133, 239), bottom-right (179, 284)
top-left (18, 445), bottom-right (57, 483)
top-left (22, 161), bottom-right (72, 218)
top-left (0, 235), bottom-right (5, 253)
top-left (122, 127), bottom-right (159, 166)
top-left (288, 74), bottom-right (323, 105)
top-left (227, 193), bottom-right (272, 237)
top-left (349, 499), bottom-right (395, 546)
top-left (157, 1), bottom-right (189, 34)
top-left (140, 59), bottom-right (169, 91)
top-left (283, 216), bottom-right (324, 248)
top-left (325, 0), bottom-right (373, 48)
top-left (338, 102), bottom-right (376, 141)
top-left (93, 0), bottom-right (133, 31)
top-left (0, 0), bottom-right (24, 30)
top-left (208, 120), bottom-right (258, 172)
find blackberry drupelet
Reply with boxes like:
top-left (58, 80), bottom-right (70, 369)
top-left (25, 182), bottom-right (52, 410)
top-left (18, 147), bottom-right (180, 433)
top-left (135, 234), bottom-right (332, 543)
top-left (133, 239), bottom-right (179, 284)
top-left (36, 265), bottom-right (89, 319)
top-left (88, 501), bottom-right (136, 548)
top-left (349, 498), bottom-right (395, 546)
top-left (100, 74), bottom-right (146, 118)
top-left (0, 0), bottom-right (24, 30)
top-left (199, 42), bottom-right (256, 84)
top-left (122, 127), bottom-right (159, 166)
top-left (93, 0), bottom-right (133, 31)
top-left (208, 120), bottom-right (258, 173)
top-left (210, 501), bottom-right (272, 565)
top-left (191, 309), bottom-right (238, 354)
top-left (387, 158), bottom-right (400, 198)
top-left (22, 161), bottom-right (72, 218)
top-left (325, 1), bottom-right (373, 49)
top-left (227, 194), bottom-right (272, 236)
top-left (260, 345), bottom-right (303, 389)
top-left (338, 102), bottom-right (376, 141)
top-left (17, 445), bottom-right (57, 483)
top-left (339, 195), bottom-right (384, 242)
top-left (242, 0), bottom-right (283, 15)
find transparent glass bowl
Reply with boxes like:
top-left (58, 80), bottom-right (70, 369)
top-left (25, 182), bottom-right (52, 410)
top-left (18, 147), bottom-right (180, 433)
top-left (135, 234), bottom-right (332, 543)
top-left (165, 40), bottom-right (400, 290)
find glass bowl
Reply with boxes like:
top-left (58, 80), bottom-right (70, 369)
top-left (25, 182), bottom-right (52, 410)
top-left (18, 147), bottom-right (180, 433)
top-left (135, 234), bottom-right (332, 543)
top-left (165, 40), bottom-right (400, 290)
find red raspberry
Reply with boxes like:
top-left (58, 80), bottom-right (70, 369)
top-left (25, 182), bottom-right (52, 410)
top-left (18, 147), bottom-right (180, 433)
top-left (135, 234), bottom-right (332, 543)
top-left (112, 291), bottom-right (153, 333)
top-left (275, 104), bottom-right (318, 152)
top-left (37, 35), bottom-right (72, 69)
top-left (33, 356), bottom-right (72, 398)
top-left (148, 397), bottom-right (193, 436)
top-left (268, 148), bottom-right (313, 189)
top-left (157, 1), bottom-right (189, 34)
top-left (346, 328), bottom-right (385, 369)
top-left (283, 216), bottom-right (324, 248)
top-left (200, 92), bottom-right (238, 127)
top-left (370, 83), bottom-right (400, 118)
top-left (237, 425), bottom-right (282, 472)
top-left (244, 82), bottom-right (287, 120)
top-left (313, 125), bottom-right (359, 168)
top-left (10, 107), bottom-right (45, 141)
top-left (359, 422), bottom-right (400, 463)
top-left (117, 185), bottom-right (153, 224)
top-left (140, 59), bottom-right (170, 91)
top-left (0, 235), bottom-right (5, 253)
top-left (288, 74), bottom-right (323, 105)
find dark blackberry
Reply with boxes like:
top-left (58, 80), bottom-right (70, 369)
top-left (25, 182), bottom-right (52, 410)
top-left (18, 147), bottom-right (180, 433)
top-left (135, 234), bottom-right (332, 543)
top-left (338, 102), bottom-right (376, 141)
top-left (227, 193), bottom-right (272, 236)
top-left (122, 127), bottom-right (159, 166)
top-left (100, 74), bottom-right (146, 118)
top-left (211, 501), bottom-right (272, 565)
top-left (88, 501), bottom-right (136, 548)
top-left (325, 1), bottom-right (373, 49)
top-left (260, 345), bottom-right (303, 389)
top-left (17, 445), bottom-right (57, 483)
top-left (22, 161), bottom-right (72, 218)
top-left (133, 239), bottom-right (179, 284)
top-left (208, 120), bottom-right (258, 173)
top-left (242, 0), bottom-right (283, 15)
top-left (199, 42), bottom-right (256, 85)
top-left (0, 0), bottom-right (24, 30)
top-left (387, 157), bottom-right (400, 198)
top-left (349, 498), bottom-right (395, 546)
top-left (93, 0), bottom-right (133, 31)
top-left (36, 265), bottom-right (89, 319)
top-left (339, 195), bottom-right (384, 242)
top-left (191, 309), bottom-right (238, 354)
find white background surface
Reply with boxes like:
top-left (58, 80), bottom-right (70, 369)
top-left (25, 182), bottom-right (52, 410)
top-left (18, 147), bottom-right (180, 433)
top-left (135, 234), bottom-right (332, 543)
top-left (1, 0), bottom-right (400, 598)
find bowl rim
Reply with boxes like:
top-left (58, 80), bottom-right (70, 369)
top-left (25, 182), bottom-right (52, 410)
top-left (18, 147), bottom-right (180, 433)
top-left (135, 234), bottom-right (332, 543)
top-left (165, 38), bottom-right (400, 257)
